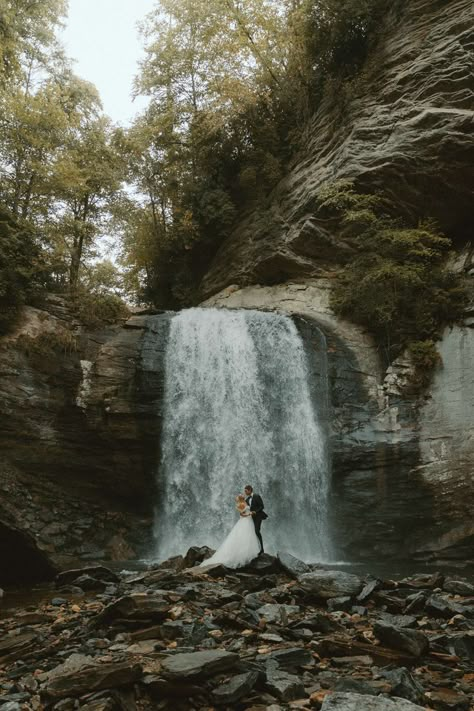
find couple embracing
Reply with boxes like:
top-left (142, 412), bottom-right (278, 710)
top-left (201, 485), bottom-right (268, 570)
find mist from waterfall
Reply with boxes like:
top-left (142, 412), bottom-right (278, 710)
top-left (154, 308), bottom-right (332, 562)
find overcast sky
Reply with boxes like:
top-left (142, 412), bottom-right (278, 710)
top-left (61, 0), bottom-right (155, 125)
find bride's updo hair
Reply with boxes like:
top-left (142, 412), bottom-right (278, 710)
top-left (235, 494), bottom-right (246, 511)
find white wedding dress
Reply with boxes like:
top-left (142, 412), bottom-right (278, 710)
top-left (200, 506), bottom-right (260, 569)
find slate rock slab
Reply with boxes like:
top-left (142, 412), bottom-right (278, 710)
top-left (264, 667), bottom-right (305, 702)
top-left (56, 566), bottom-right (119, 586)
top-left (382, 667), bottom-right (425, 704)
top-left (93, 594), bottom-right (170, 625)
top-left (160, 650), bottom-right (239, 679)
top-left (256, 603), bottom-right (300, 623)
top-left (43, 661), bottom-right (142, 699)
top-left (321, 692), bottom-right (425, 710)
top-left (374, 622), bottom-right (429, 657)
top-left (298, 570), bottom-right (363, 599)
top-left (277, 551), bottom-right (310, 577)
top-left (212, 671), bottom-right (259, 704)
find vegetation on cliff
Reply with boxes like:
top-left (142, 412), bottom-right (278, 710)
top-left (323, 181), bottom-right (469, 374)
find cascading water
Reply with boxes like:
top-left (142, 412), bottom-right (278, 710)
top-left (154, 307), bottom-right (332, 562)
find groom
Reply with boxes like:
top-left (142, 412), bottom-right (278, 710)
top-left (244, 484), bottom-right (267, 555)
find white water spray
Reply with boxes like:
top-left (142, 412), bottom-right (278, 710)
top-left (154, 308), bottom-right (331, 562)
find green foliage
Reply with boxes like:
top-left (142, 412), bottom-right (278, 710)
top-left (72, 291), bottom-right (129, 329)
top-left (0, 207), bottom-right (48, 333)
top-left (326, 181), bottom-right (468, 373)
top-left (16, 328), bottom-right (78, 358)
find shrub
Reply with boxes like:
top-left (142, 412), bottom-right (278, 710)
top-left (0, 207), bottom-right (48, 334)
top-left (72, 291), bottom-right (129, 329)
top-left (323, 181), bottom-right (469, 378)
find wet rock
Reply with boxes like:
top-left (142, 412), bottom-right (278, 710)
top-left (0, 632), bottom-right (38, 663)
top-left (277, 552), bottom-right (311, 578)
top-left (376, 613), bottom-right (418, 629)
top-left (160, 650), bottom-right (239, 679)
top-left (357, 579), bottom-right (380, 602)
top-left (245, 553), bottom-right (282, 575)
top-left (56, 566), bottom-right (119, 587)
top-left (212, 670), bottom-right (259, 704)
top-left (400, 573), bottom-right (444, 589)
top-left (257, 603), bottom-right (300, 623)
top-left (327, 597), bottom-right (352, 612)
top-left (265, 666), bottom-right (305, 702)
top-left (291, 613), bottom-right (343, 634)
top-left (72, 575), bottom-right (107, 592)
top-left (261, 647), bottom-right (313, 671)
top-left (298, 571), bottom-right (363, 599)
top-left (382, 667), bottom-right (425, 704)
top-left (92, 594), bottom-right (170, 626)
top-left (321, 692), bottom-right (425, 710)
top-left (443, 579), bottom-right (474, 596)
top-left (425, 595), bottom-right (467, 619)
top-left (374, 622), bottom-right (429, 657)
top-left (43, 660), bottom-right (142, 699)
top-left (425, 688), bottom-right (471, 710)
top-left (183, 545), bottom-right (214, 568)
top-left (449, 633), bottom-right (474, 660)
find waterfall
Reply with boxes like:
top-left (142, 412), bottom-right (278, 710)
top-left (154, 307), bottom-right (331, 562)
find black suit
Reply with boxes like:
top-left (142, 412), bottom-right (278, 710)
top-left (246, 493), bottom-right (267, 554)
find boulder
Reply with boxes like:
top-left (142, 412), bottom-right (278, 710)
top-left (160, 650), bottom-right (239, 679)
top-left (298, 570), bottom-right (363, 599)
top-left (382, 667), bottom-right (425, 704)
top-left (43, 661), bottom-right (142, 700)
top-left (264, 667), bottom-right (305, 702)
top-left (277, 551), bottom-right (311, 577)
top-left (374, 623), bottom-right (429, 657)
top-left (321, 693), bottom-right (425, 710)
top-left (212, 671), bottom-right (259, 704)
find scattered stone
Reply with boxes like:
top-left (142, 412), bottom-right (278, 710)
top-left (212, 671), bottom-right (259, 704)
top-left (327, 597), bottom-right (352, 612)
top-left (265, 667), bottom-right (306, 702)
top-left (43, 660), bottom-right (142, 699)
top-left (425, 688), bottom-right (471, 710)
top-left (92, 593), bottom-right (170, 625)
top-left (183, 545), bottom-right (214, 567)
top-left (321, 692), bottom-right (425, 710)
top-left (425, 595), bottom-right (467, 619)
top-left (56, 566), bottom-right (119, 586)
top-left (298, 571), bottom-right (363, 599)
top-left (277, 552), bottom-right (311, 578)
top-left (160, 650), bottom-right (239, 679)
top-left (257, 603), bottom-right (300, 623)
top-left (382, 667), bottom-right (425, 704)
top-left (443, 579), bottom-right (474, 596)
top-left (373, 622), bottom-right (429, 657)
top-left (261, 647), bottom-right (313, 670)
top-left (357, 579), bottom-right (380, 602)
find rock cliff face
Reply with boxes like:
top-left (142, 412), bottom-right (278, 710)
top-left (2, 1), bottom-right (474, 581)
top-left (1, 283), bottom-right (473, 580)
top-left (200, 0), bottom-right (474, 298)
top-left (0, 297), bottom-right (171, 581)
top-left (202, 278), bottom-right (474, 564)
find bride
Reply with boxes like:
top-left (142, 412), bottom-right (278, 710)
top-left (200, 495), bottom-right (260, 569)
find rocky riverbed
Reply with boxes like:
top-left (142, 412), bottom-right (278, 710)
top-left (1, 551), bottom-right (474, 711)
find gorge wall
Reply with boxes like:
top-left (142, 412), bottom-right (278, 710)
top-left (1, 0), bottom-right (473, 581)
top-left (199, 0), bottom-right (474, 298)
top-left (1, 282), bottom-right (474, 580)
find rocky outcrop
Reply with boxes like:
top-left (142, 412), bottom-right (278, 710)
top-left (1, 554), bottom-right (473, 709)
top-left (202, 276), bottom-right (474, 563)
top-left (200, 0), bottom-right (474, 298)
top-left (0, 297), bottom-right (172, 579)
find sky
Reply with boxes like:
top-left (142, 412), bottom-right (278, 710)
top-left (61, 0), bottom-right (155, 125)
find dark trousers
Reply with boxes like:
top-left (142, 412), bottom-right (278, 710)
top-left (253, 516), bottom-right (264, 553)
